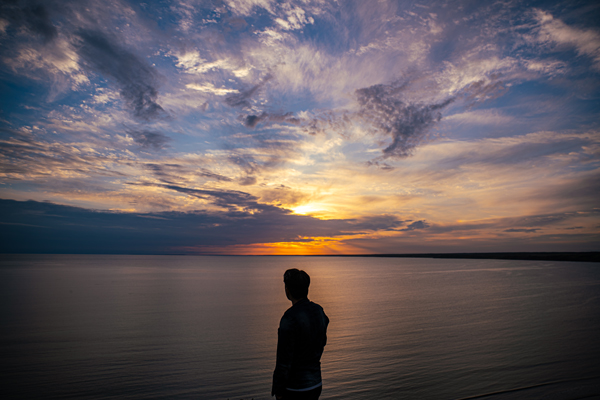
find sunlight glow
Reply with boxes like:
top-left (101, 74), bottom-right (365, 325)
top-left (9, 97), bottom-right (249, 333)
top-left (291, 204), bottom-right (321, 215)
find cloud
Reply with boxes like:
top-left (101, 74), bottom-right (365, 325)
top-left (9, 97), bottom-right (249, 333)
top-left (401, 220), bottom-right (429, 231)
top-left (355, 79), bottom-right (453, 158)
top-left (1, 1), bottom-right (58, 43)
top-left (4, 197), bottom-right (594, 255)
top-left (142, 163), bottom-right (232, 184)
top-left (1, 0), bottom-right (599, 255)
top-left (535, 9), bottom-right (600, 70)
top-left (173, 51), bottom-right (250, 77)
top-left (524, 59), bottom-right (567, 77)
top-left (225, 74), bottom-right (272, 108)
top-left (151, 183), bottom-right (273, 213)
top-left (224, 0), bottom-right (275, 16)
top-left (274, 3), bottom-right (314, 31)
top-left (243, 112), bottom-right (300, 128)
top-left (445, 109), bottom-right (513, 125)
top-left (0, 3), bottom-right (87, 93)
top-left (127, 129), bottom-right (171, 150)
top-left (186, 83), bottom-right (239, 95)
top-left (238, 175), bottom-right (257, 186)
top-left (438, 211), bottom-right (598, 234)
top-left (0, 131), bottom-right (122, 180)
top-left (21, 3), bottom-right (57, 43)
top-left (76, 30), bottom-right (166, 121)
top-left (424, 131), bottom-right (597, 176)
top-left (0, 196), bottom-right (410, 254)
top-left (529, 172), bottom-right (600, 210)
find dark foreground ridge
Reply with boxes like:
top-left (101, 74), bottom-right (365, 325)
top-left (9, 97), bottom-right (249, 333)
top-left (320, 252), bottom-right (600, 263)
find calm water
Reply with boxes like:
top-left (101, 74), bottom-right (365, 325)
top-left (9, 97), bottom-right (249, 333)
top-left (1, 255), bottom-right (599, 399)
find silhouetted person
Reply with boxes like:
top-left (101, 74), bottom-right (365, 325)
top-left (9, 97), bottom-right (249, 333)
top-left (272, 269), bottom-right (329, 400)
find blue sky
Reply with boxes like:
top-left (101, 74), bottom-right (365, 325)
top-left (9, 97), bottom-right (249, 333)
top-left (0, 0), bottom-right (599, 254)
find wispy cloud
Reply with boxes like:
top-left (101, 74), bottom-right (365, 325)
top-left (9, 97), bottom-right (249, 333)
top-left (355, 79), bottom-right (453, 158)
top-left (535, 9), bottom-right (600, 70)
top-left (186, 83), bottom-right (239, 95)
top-left (127, 129), bottom-right (171, 150)
top-left (76, 30), bottom-right (166, 121)
top-left (225, 74), bottom-right (272, 108)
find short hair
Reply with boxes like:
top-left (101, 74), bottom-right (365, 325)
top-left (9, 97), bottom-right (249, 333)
top-left (284, 268), bottom-right (310, 299)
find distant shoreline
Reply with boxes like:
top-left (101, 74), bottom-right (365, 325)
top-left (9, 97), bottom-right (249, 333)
top-left (318, 252), bottom-right (600, 262)
top-left (1, 252), bottom-right (599, 262)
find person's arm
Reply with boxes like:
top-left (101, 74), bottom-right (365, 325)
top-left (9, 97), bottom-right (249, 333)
top-left (272, 315), bottom-right (295, 397)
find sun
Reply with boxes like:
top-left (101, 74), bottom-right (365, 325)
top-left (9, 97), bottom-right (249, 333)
top-left (291, 204), bottom-right (320, 215)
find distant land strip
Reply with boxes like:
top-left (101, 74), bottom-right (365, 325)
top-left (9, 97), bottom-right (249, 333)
top-left (320, 252), bottom-right (600, 262)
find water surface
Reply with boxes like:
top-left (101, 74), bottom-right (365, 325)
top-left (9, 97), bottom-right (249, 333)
top-left (1, 255), bottom-right (599, 399)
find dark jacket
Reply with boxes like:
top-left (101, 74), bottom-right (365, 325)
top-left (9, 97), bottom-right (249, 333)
top-left (272, 298), bottom-right (329, 396)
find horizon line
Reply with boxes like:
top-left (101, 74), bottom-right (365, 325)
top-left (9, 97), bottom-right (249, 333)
top-left (2, 252), bottom-right (599, 262)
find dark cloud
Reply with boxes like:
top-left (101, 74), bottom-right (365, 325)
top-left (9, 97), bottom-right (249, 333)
top-left (345, 214), bottom-right (406, 232)
top-left (2, 196), bottom-right (597, 255)
top-left (198, 170), bottom-right (233, 182)
top-left (243, 112), bottom-right (301, 128)
top-left (355, 80), bottom-right (454, 158)
top-left (142, 164), bottom-right (232, 184)
top-left (1, 1), bottom-right (58, 43)
top-left (365, 160), bottom-right (394, 170)
top-left (76, 30), bottom-right (166, 121)
top-left (244, 114), bottom-right (263, 128)
top-left (401, 220), bottom-right (429, 231)
top-left (23, 3), bottom-right (57, 42)
top-left (238, 176), bottom-right (257, 186)
top-left (127, 129), bottom-right (171, 150)
top-left (0, 198), bottom-right (407, 254)
top-left (225, 74), bottom-right (272, 108)
top-left (155, 184), bottom-right (273, 213)
top-left (143, 163), bottom-right (182, 184)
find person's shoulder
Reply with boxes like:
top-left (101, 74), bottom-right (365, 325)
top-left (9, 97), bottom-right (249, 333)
top-left (309, 301), bottom-right (328, 320)
top-left (282, 304), bottom-right (295, 318)
top-left (282, 303), bottom-right (300, 320)
top-left (309, 300), bottom-right (324, 310)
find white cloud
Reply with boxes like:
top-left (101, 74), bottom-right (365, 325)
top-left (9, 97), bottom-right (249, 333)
top-left (535, 9), bottom-right (600, 70)
top-left (445, 110), bottom-right (513, 125)
top-left (172, 50), bottom-right (251, 78)
top-left (524, 59), bottom-right (567, 76)
top-left (224, 0), bottom-right (275, 16)
top-left (3, 39), bottom-right (89, 97)
top-left (437, 54), bottom-right (517, 96)
top-left (186, 83), bottom-right (239, 95)
top-left (275, 4), bottom-right (313, 31)
top-left (91, 88), bottom-right (120, 104)
top-left (6, 39), bottom-right (81, 76)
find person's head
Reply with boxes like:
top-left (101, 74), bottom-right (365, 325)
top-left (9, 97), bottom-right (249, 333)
top-left (283, 268), bottom-right (310, 300)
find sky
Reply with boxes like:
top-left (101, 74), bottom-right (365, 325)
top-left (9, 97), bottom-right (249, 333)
top-left (0, 0), bottom-right (599, 255)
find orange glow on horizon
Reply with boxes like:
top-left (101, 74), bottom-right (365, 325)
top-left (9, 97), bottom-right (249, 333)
top-left (176, 236), bottom-right (375, 255)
